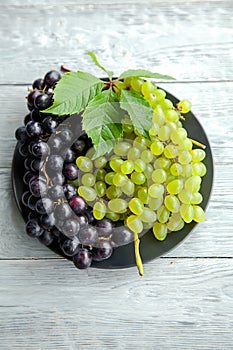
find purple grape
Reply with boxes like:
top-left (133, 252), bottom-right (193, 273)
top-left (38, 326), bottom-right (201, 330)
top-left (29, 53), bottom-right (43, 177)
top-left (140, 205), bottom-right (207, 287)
top-left (27, 195), bottom-right (38, 211)
top-left (92, 240), bottom-right (113, 261)
top-left (76, 214), bottom-right (88, 227)
top-left (15, 126), bottom-right (28, 142)
top-left (64, 149), bottom-right (75, 163)
top-left (24, 113), bottom-right (32, 125)
top-left (31, 109), bottom-right (44, 122)
top-left (72, 139), bottom-right (85, 155)
top-left (49, 136), bottom-right (63, 152)
top-left (69, 196), bottom-right (86, 214)
top-left (27, 90), bottom-right (41, 106)
top-left (38, 230), bottom-right (54, 246)
top-left (63, 163), bottom-right (78, 180)
top-left (26, 219), bottom-right (44, 238)
top-left (54, 202), bottom-right (72, 220)
top-left (48, 185), bottom-right (64, 200)
top-left (95, 218), bottom-right (113, 237)
top-left (42, 116), bottom-right (58, 134)
top-left (59, 128), bottom-right (73, 143)
top-left (111, 227), bottom-right (134, 247)
top-left (32, 78), bottom-right (44, 90)
top-left (60, 238), bottom-right (80, 257)
top-left (30, 158), bottom-right (44, 172)
top-left (30, 140), bottom-right (50, 158)
top-left (73, 248), bottom-right (92, 269)
top-left (29, 177), bottom-right (47, 197)
top-left (34, 93), bottom-right (52, 110)
top-left (23, 171), bottom-right (34, 185)
top-left (63, 184), bottom-right (76, 200)
top-left (40, 213), bottom-right (56, 230)
top-left (78, 226), bottom-right (98, 245)
top-left (51, 173), bottom-right (65, 186)
top-left (61, 218), bottom-right (80, 238)
top-left (26, 121), bottom-right (44, 138)
top-left (44, 70), bottom-right (61, 87)
top-left (46, 155), bottom-right (64, 172)
top-left (36, 197), bottom-right (54, 215)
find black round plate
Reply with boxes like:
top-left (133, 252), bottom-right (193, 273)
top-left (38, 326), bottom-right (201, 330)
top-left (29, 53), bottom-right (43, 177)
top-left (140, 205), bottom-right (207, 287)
top-left (11, 90), bottom-right (214, 269)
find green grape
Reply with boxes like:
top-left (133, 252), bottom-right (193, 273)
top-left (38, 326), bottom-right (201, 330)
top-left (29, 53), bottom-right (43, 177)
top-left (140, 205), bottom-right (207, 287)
top-left (178, 150), bottom-right (192, 165)
top-left (166, 121), bottom-right (178, 132)
top-left (170, 163), bottom-right (183, 176)
top-left (161, 98), bottom-right (173, 110)
top-left (81, 173), bottom-right (96, 187)
top-left (178, 189), bottom-right (193, 204)
top-left (131, 172), bottom-right (146, 185)
top-left (108, 198), bottom-right (128, 213)
top-left (148, 196), bottom-right (163, 210)
top-left (148, 183), bottom-right (164, 198)
top-left (191, 149), bottom-right (206, 162)
top-left (121, 180), bottom-right (135, 196)
top-left (191, 192), bottom-right (203, 205)
top-left (165, 109), bottom-right (179, 122)
top-left (96, 169), bottom-right (107, 181)
top-left (140, 208), bottom-right (157, 223)
top-left (179, 204), bottom-right (194, 223)
top-left (164, 195), bottom-right (180, 213)
top-left (76, 156), bottom-right (93, 172)
top-left (127, 147), bottom-right (141, 161)
top-left (182, 164), bottom-right (192, 177)
top-left (67, 178), bottom-right (79, 187)
top-left (167, 179), bottom-right (183, 194)
top-left (167, 213), bottom-right (184, 231)
top-left (144, 163), bottom-right (154, 178)
top-left (95, 181), bottom-right (106, 197)
top-left (127, 215), bottom-right (143, 234)
top-left (109, 158), bottom-right (124, 172)
top-left (193, 205), bottom-right (205, 222)
top-left (113, 173), bottom-right (128, 187)
top-left (93, 201), bottom-right (106, 220)
top-left (133, 136), bottom-right (147, 149)
top-left (177, 99), bottom-right (192, 114)
top-left (131, 77), bottom-right (144, 93)
top-left (106, 186), bottom-right (122, 199)
top-left (143, 222), bottom-right (154, 230)
top-left (153, 222), bottom-right (167, 241)
top-left (171, 128), bottom-right (187, 144)
top-left (123, 77), bottom-right (132, 89)
top-left (177, 138), bottom-right (192, 151)
top-left (152, 169), bottom-right (167, 183)
top-left (158, 125), bottom-right (171, 141)
top-left (105, 172), bottom-right (115, 185)
top-left (150, 141), bottom-right (164, 156)
top-left (154, 157), bottom-right (171, 170)
top-left (106, 211), bottom-right (120, 222)
top-left (134, 159), bottom-right (146, 172)
top-left (153, 106), bottom-right (165, 126)
top-left (141, 150), bottom-right (153, 163)
top-left (129, 198), bottom-right (144, 215)
top-left (157, 205), bottom-right (170, 223)
top-left (94, 156), bottom-right (107, 169)
top-left (141, 80), bottom-right (155, 97)
top-left (78, 186), bottom-right (97, 202)
top-left (166, 174), bottom-right (176, 183)
top-left (121, 160), bottom-right (134, 174)
top-left (114, 142), bottom-right (131, 156)
top-left (192, 162), bottom-right (207, 177)
top-left (149, 123), bottom-right (159, 137)
top-left (154, 89), bottom-right (166, 102)
top-left (122, 117), bottom-right (134, 133)
top-left (184, 176), bottom-right (201, 193)
top-left (164, 144), bottom-right (178, 159)
top-left (137, 187), bottom-right (149, 204)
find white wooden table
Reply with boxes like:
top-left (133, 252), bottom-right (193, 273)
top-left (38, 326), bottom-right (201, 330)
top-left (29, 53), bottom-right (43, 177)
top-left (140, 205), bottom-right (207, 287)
top-left (1, 1), bottom-right (233, 349)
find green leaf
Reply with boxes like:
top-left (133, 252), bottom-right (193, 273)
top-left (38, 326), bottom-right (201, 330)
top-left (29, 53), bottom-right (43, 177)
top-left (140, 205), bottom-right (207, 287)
top-left (82, 89), bottom-right (123, 158)
top-left (120, 90), bottom-right (153, 138)
top-left (42, 71), bottom-right (104, 115)
top-left (119, 69), bottom-right (175, 80)
top-left (87, 51), bottom-right (114, 80)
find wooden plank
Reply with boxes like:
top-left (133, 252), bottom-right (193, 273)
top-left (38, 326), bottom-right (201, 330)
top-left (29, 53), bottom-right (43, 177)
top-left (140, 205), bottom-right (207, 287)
top-left (0, 2), bottom-right (233, 83)
top-left (0, 258), bottom-right (233, 349)
top-left (1, 82), bottom-right (233, 168)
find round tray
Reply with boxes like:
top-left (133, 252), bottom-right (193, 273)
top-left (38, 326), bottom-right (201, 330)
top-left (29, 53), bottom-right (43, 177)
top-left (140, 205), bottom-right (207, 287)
top-left (12, 90), bottom-right (214, 269)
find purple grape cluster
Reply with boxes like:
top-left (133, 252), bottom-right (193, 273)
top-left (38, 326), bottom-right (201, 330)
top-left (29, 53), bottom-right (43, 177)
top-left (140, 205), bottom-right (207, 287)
top-left (14, 70), bottom-right (133, 271)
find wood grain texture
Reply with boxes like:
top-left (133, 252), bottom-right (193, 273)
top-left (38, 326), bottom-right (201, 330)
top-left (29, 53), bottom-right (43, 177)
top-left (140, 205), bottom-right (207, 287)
top-left (0, 259), bottom-right (233, 349)
top-left (1, 2), bottom-right (233, 83)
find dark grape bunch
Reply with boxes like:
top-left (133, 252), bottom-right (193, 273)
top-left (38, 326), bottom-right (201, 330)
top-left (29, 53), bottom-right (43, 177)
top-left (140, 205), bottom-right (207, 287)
top-left (14, 70), bottom-right (133, 272)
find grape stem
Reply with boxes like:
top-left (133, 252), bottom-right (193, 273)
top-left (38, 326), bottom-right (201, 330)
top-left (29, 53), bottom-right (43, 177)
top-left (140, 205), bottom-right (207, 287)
top-left (189, 138), bottom-right (206, 149)
top-left (60, 65), bottom-right (72, 72)
top-left (134, 233), bottom-right (144, 277)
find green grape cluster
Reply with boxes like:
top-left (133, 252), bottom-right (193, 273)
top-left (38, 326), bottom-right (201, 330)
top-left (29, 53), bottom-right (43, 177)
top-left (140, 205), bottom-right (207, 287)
top-left (71, 77), bottom-right (206, 243)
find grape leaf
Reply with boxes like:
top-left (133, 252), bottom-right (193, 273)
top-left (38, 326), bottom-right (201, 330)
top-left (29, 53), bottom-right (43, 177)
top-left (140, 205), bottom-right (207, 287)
top-left (87, 51), bottom-right (114, 80)
top-left (120, 90), bottom-right (153, 138)
top-left (82, 89), bottom-right (123, 158)
top-left (119, 69), bottom-right (175, 80)
top-left (42, 71), bottom-right (104, 115)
